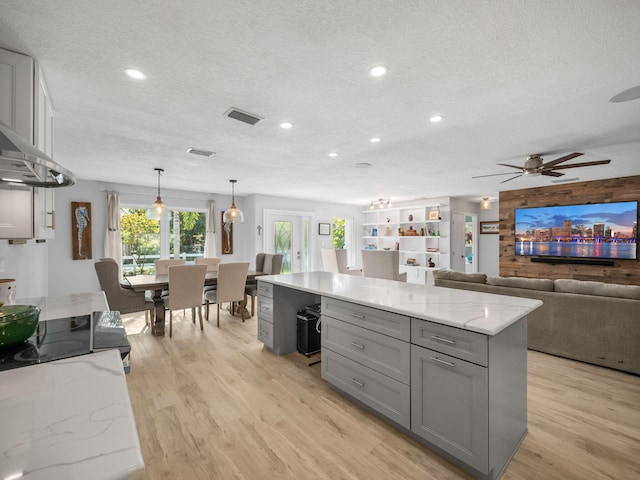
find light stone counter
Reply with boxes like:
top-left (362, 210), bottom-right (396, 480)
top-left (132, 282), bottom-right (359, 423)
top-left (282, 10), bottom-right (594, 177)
top-left (0, 349), bottom-right (144, 480)
top-left (259, 271), bottom-right (542, 335)
top-left (16, 292), bottom-right (109, 321)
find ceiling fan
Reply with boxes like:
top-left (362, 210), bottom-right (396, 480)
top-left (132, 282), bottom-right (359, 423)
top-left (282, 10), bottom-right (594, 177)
top-left (472, 152), bottom-right (611, 184)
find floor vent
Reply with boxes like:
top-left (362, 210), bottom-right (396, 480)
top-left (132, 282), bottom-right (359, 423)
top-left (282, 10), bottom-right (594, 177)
top-left (186, 147), bottom-right (215, 157)
top-left (224, 107), bottom-right (264, 126)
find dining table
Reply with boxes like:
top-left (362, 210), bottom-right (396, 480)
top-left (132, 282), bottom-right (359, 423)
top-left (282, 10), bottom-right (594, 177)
top-left (125, 270), bottom-right (264, 336)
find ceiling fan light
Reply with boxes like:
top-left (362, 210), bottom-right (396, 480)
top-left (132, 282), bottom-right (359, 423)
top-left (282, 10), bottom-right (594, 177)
top-left (480, 197), bottom-right (492, 210)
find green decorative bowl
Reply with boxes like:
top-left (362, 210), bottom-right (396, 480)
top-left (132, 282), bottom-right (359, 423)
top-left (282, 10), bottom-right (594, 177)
top-left (0, 305), bottom-right (41, 347)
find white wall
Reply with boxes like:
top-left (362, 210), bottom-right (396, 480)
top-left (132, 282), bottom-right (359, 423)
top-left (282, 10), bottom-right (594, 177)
top-left (0, 238), bottom-right (48, 300)
top-left (478, 208), bottom-right (499, 276)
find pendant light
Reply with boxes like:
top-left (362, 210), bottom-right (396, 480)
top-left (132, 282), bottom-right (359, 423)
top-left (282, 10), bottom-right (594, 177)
top-left (146, 168), bottom-right (168, 220)
top-left (480, 197), bottom-right (492, 210)
top-left (223, 179), bottom-right (244, 223)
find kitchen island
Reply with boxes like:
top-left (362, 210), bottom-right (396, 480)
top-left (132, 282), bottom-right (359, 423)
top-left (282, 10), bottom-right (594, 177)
top-left (0, 292), bottom-right (144, 479)
top-left (256, 272), bottom-right (542, 480)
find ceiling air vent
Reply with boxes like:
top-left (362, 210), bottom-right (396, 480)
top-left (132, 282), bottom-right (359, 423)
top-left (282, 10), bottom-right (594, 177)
top-left (186, 147), bottom-right (215, 157)
top-left (551, 177), bottom-right (579, 184)
top-left (224, 107), bottom-right (264, 126)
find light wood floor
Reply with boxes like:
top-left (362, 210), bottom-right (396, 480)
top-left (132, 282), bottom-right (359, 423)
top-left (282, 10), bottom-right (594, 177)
top-left (122, 310), bottom-right (640, 480)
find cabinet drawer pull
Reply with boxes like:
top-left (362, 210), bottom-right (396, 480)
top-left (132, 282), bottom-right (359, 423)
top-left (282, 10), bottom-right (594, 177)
top-left (350, 341), bottom-right (365, 349)
top-left (431, 357), bottom-right (455, 367)
top-left (259, 286), bottom-right (269, 292)
top-left (350, 312), bottom-right (365, 319)
top-left (350, 378), bottom-right (365, 388)
top-left (260, 306), bottom-right (271, 311)
top-left (431, 335), bottom-right (455, 345)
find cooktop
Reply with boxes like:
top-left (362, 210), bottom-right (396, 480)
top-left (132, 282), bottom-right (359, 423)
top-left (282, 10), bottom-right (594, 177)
top-left (0, 311), bottom-right (130, 372)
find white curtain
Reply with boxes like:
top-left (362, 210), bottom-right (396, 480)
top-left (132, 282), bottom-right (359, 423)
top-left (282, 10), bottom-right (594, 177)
top-left (204, 199), bottom-right (217, 258)
top-left (104, 192), bottom-right (123, 276)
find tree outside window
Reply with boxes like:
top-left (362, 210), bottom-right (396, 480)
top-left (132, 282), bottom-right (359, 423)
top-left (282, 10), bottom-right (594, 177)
top-left (120, 208), bottom-right (159, 275)
top-left (332, 218), bottom-right (345, 249)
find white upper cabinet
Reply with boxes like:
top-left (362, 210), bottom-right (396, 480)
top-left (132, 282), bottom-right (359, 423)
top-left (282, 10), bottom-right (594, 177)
top-left (0, 48), bottom-right (55, 239)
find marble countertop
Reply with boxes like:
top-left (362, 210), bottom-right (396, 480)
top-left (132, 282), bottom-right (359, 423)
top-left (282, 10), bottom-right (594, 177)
top-left (0, 348), bottom-right (144, 480)
top-left (16, 292), bottom-right (108, 321)
top-left (260, 272), bottom-right (542, 335)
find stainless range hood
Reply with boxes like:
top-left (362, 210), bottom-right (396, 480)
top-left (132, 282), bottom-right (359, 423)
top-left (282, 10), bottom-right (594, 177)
top-left (0, 122), bottom-right (75, 188)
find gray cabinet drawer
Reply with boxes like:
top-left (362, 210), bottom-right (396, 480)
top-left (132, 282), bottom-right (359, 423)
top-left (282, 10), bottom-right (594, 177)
top-left (257, 295), bottom-right (273, 323)
top-left (322, 349), bottom-right (410, 429)
top-left (322, 297), bottom-right (410, 341)
top-left (411, 318), bottom-right (488, 367)
top-left (322, 316), bottom-right (410, 385)
top-left (256, 281), bottom-right (273, 298)
top-left (257, 318), bottom-right (274, 348)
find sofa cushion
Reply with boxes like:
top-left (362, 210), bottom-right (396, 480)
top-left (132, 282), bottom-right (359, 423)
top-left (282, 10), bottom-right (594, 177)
top-left (486, 276), bottom-right (554, 292)
top-left (433, 270), bottom-right (487, 284)
top-left (554, 279), bottom-right (640, 300)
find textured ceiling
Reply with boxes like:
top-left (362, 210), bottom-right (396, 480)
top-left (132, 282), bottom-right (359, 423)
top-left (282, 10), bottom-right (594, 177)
top-left (1, 0), bottom-right (640, 206)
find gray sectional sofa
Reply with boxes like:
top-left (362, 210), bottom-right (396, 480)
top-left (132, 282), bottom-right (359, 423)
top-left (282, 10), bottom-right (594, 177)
top-left (433, 270), bottom-right (640, 375)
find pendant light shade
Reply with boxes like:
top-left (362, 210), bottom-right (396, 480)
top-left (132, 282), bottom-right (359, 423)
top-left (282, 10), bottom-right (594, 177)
top-left (146, 168), bottom-right (168, 220)
top-left (480, 197), bottom-right (492, 210)
top-left (223, 179), bottom-right (244, 223)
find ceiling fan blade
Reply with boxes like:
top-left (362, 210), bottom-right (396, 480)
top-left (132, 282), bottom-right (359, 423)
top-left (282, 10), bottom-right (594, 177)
top-left (497, 163), bottom-right (525, 170)
top-left (547, 159), bottom-right (611, 171)
top-left (541, 171), bottom-right (564, 177)
top-left (500, 174), bottom-right (523, 184)
top-left (472, 172), bottom-right (521, 179)
top-left (541, 152), bottom-right (583, 169)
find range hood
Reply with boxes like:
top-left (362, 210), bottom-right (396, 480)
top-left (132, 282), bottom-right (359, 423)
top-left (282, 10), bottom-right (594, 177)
top-left (0, 122), bottom-right (75, 187)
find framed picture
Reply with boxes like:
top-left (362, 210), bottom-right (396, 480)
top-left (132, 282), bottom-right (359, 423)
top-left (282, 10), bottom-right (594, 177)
top-left (71, 201), bottom-right (92, 260)
top-left (319, 223), bottom-right (331, 235)
top-left (221, 212), bottom-right (233, 254)
top-left (480, 221), bottom-right (500, 234)
top-left (428, 209), bottom-right (440, 220)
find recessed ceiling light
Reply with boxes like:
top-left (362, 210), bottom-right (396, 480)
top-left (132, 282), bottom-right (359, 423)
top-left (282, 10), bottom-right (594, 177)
top-left (280, 122), bottom-right (293, 129)
top-left (370, 65), bottom-right (387, 77)
top-left (329, 152), bottom-right (338, 157)
top-left (125, 68), bottom-right (146, 80)
top-left (370, 137), bottom-right (381, 143)
top-left (430, 115), bottom-right (443, 123)
top-left (356, 162), bottom-right (372, 168)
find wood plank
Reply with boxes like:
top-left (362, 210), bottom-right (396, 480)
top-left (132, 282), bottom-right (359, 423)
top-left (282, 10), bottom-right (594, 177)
top-left (123, 311), bottom-right (640, 480)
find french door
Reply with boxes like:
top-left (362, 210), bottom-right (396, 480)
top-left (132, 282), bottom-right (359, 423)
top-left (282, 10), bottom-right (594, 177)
top-left (263, 210), bottom-right (312, 274)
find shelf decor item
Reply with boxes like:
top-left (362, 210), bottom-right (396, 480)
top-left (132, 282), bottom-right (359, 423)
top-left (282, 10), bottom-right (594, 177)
top-left (384, 226), bottom-right (392, 236)
top-left (428, 209), bottom-right (440, 220)
top-left (371, 228), bottom-right (377, 237)
top-left (319, 223), bottom-right (331, 235)
top-left (408, 214), bottom-right (414, 221)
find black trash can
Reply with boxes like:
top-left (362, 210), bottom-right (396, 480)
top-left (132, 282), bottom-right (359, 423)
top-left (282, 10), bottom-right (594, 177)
top-left (296, 306), bottom-right (321, 356)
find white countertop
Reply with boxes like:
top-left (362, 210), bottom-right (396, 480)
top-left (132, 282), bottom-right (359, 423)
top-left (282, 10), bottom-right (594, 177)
top-left (260, 272), bottom-right (542, 335)
top-left (16, 292), bottom-right (109, 321)
top-left (0, 349), bottom-right (144, 480)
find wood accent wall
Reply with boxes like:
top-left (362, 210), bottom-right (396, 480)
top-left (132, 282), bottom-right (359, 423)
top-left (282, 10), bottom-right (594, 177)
top-left (499, 175), bottom-right (640, 285)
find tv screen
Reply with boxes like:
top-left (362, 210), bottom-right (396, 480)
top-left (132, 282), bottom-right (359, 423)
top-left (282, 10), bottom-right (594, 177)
top-left (515, 201), bottom-right (638, 260)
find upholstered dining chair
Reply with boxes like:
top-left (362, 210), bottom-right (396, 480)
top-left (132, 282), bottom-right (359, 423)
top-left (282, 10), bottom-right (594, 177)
top-left (94, 258), bottom-right (155, 324)
top-left (322, 248), bottom-right (362, 276)
top-left (205, 262), bottom-right (250, 327)
top-left (361, 250), bottom-right (407, 282)
top-left (154, 258), bottom-right (186, 275)
top-left (162, 264), bottom-right (208, 337)
top-left (195, 257), bottom-right (222, 272)
top-left (244, 253), bottom-right (283, 316)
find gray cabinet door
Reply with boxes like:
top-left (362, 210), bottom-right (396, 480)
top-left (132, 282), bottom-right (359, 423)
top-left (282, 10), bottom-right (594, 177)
top-left (410, 344), bottom-right (489, 474)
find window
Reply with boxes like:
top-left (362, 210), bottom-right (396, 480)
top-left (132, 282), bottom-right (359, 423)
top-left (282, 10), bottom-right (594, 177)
top-left (332, 217), bottom-right (354, 266)
top-left (120, 207), bottom-right (205, 275)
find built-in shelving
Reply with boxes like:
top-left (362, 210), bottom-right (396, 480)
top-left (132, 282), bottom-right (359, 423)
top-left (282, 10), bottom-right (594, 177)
top-left (361, 203), bottom-right (450, 284)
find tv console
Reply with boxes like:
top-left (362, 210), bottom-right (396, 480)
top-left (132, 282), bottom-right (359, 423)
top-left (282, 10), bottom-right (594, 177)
top-left (530, 257), bottom-right (614, 266)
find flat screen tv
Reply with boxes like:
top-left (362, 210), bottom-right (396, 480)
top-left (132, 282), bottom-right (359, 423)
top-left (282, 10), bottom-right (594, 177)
top-left (514, 201), bottom-right (638, 260)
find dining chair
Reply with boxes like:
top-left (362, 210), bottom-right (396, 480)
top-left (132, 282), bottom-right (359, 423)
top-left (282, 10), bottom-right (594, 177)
top-left (361, 250), bottom-right (407, 282)
top-left (322, 248), bottom-right (362, 276)
top-left (94, 258), bottom-right (155, 324)
top-left (154, 258), bottom-right (186, 275)
top-left (205, 262), bottom-right (250, 327)
top-left (162, 264), bottom-right (208, 337)
top-left (195, 257), bottom-right (222, 272)
top-left (244, 254), bottom-right (283, 316)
